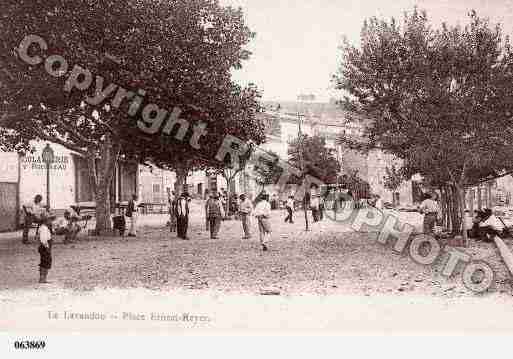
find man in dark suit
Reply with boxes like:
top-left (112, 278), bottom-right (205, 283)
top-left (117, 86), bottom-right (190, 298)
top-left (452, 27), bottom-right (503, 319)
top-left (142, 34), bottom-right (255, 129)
top-left (174, 192), bottom-right (190, 240)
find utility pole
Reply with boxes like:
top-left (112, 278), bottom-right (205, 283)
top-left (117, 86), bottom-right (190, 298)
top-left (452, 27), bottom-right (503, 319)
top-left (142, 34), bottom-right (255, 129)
top-left (298, 112), bottom-right (309, 231)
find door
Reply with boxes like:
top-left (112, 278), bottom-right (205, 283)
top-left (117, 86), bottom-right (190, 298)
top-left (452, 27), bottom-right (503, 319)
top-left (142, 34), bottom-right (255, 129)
top-left (0, 182), bottom-right (18, 232)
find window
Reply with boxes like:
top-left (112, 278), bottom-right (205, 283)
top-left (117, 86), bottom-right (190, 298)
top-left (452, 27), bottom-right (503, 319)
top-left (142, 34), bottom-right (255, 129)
top-left (153, 184), bottom-right (161, 193)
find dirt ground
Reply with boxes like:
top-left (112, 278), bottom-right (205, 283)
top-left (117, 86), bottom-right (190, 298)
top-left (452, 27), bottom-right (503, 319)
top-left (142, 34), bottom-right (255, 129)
top-left (1, 208), bottom-right (512, 297)
top-left (2, 208), bottom-right (513, 333)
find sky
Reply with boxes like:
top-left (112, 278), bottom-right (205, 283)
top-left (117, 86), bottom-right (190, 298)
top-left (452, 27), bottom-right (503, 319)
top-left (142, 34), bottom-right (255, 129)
top-left (220, 0), bottom-right (513, 102)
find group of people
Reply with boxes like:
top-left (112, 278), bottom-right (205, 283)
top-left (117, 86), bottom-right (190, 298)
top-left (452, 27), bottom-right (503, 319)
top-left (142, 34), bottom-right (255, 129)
top-left (166, 190), bottom-right (273, 251)
top-left (22, 194), bottom-right (62, 283)
top-left (22, 192), bottom-right (145, 284)
top-left (418, 192), bottom-right (507, 242)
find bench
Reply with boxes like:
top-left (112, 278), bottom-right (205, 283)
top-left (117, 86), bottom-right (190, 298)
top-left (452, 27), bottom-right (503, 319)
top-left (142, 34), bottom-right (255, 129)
top-left (141, 203), bottom-right (168, 214)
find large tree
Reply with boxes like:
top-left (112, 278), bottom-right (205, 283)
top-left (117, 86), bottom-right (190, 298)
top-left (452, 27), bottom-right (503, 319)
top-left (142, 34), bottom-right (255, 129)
top-left (334, 8), bottom-right (513, 236)
top-left (288, 135), bottom-right (341, 185)
top-left (252, 149), bottom-right (283, 192)
top-left (0, 0), bottom-right (264, 232)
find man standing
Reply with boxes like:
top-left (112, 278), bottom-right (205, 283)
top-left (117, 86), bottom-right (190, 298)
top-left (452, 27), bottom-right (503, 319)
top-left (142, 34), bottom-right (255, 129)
top-left (168, 190), bottom-right (177, 233)
top-left (284, 195), bottom-right (294, 223)
top-left (419, 193), bottom-right (440, 234)
top-left (254, 193), bottom-right (272, 251)
top-left (175, 192), bottom-right (190, 240)
top-left (22, 194), bottom-right (44, 244)
top-left (310, 185), bottom-right (320, 222)
top-left (239, 194), bottom-right (253, 239)
top-left (374, 195), bottom-right (383, 210)
top-left (205, 193), bottom-right (224, 239)
top-left (127, 194), bottom-right (140, 237)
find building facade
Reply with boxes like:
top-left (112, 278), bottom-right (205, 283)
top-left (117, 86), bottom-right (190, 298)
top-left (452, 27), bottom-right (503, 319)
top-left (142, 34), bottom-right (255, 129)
top-left (0, 141), bottom-right (138, 231)
top-left (254, 101), bottom-right (415, 205)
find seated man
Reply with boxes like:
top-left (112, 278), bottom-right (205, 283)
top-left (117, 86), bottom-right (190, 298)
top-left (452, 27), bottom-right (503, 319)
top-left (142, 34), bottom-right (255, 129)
top-left (22, 194), bottom-right (45, 243)
top-left (54, 208), bottom-right (81, 243)
top-left (478, 208), bottom-right (506, 242)
top-left (468, 210), bottom-right (486, 239)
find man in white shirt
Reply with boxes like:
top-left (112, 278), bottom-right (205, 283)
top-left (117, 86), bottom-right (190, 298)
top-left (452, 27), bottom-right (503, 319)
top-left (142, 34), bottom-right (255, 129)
top-left (239, 194), bottom-right (253, 239)
top-left (22, 194), bottom-right (44, 244)
top-left (254, 193), bottom-right (272, 251)
top-left (479, 208), bottom-right (505, 242)
top-left (374, 195), bottom-right (383, 210)
top-left (419, 193), bottom-right (440, 234)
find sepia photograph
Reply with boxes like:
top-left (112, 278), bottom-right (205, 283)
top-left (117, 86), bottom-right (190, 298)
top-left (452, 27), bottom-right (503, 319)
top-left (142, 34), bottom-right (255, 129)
top-left (2, 0), bottom-right (513, 353)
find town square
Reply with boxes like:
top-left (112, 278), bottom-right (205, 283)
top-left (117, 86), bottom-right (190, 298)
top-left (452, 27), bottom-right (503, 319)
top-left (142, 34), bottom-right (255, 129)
top-left (3, 0), bottom-right (513, 343)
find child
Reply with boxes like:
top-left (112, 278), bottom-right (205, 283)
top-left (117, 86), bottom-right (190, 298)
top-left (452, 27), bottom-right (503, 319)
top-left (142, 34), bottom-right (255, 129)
top-left (254, 193), bottom-right (272, 251)
top-left (37, 214), bottom-right (53, 284)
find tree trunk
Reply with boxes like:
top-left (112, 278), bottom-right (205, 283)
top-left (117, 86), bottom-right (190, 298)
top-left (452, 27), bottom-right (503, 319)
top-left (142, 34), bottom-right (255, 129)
top-left (86, 134), bottom-right (120, 234)
top-left (446, 186), bottom-right (453, 232)
top-left (488, 182), bottom-right (493, 208)
top-left (439, 186), bottom-right (447, 229)
top-left (468, 189), bottom-right (474, 215)
top-left (223, 174), bottom-right (231, 216)
top-left (95, 184), bottom-right (111, 233)
top-left (456, 183), bottom-right (467, 240)
top-left (442, 185), bottom-right (451, 232)
top-left (451, 185), bottom-right (461, 235)
top-left (175, 167), bottom-right (187, 195)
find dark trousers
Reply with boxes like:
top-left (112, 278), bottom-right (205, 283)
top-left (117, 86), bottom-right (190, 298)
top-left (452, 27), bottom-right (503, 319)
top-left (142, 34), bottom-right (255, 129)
top-left (176, 215), bottom-right (189, 238)
top-left (480, 226), bottom-right (501, 242)
top-left (284, 207), bottom-right (293, 223)
top-left (38, 240), bottom-right (53, 269)
top-left (312, 208), bottom-right (320, 222)
top-left (208, 217), bottom-right (221, 238)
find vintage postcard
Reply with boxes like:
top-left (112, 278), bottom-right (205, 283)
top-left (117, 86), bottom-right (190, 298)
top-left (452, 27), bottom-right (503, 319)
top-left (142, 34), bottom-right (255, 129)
top-left (2, 0), bottom-right (513, 351)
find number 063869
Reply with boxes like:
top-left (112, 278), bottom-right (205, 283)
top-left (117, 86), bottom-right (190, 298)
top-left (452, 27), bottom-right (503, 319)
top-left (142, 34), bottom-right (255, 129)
top-left (14, 340), bottom-right (46, 349)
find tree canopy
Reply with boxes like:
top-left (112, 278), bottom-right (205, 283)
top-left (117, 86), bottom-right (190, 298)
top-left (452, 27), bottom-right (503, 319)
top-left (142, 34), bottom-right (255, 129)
top-left (334, 8), bottom-right (513, 234)
top-left (0, 0), bottom-right (265, 231)
top-left (334, 8), bottom-right (513, 188)
top-left (288, 135), bottom-right (340, 184)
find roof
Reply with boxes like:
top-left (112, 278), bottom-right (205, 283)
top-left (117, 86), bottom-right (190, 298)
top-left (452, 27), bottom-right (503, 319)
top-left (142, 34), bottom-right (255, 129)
top-left (262, 100), bottom-right (369, 128)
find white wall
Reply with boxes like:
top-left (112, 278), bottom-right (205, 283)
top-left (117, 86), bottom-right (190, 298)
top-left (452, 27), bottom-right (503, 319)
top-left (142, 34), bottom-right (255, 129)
top-left (0, 153), bottom-right (19, 183)
top-left (19, 142), bottom-right (76, 209)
